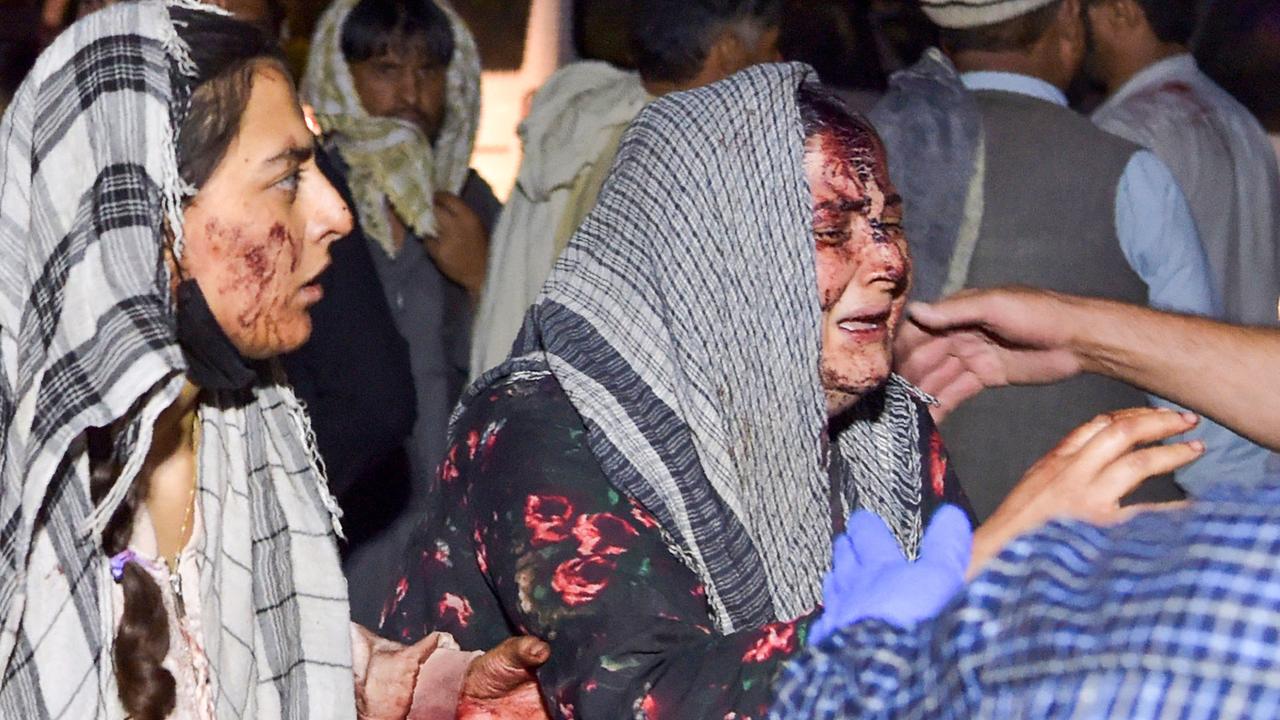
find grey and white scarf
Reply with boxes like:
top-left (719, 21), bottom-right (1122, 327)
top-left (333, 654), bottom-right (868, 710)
top-left (468, 63), bottom-right (928, 633)
top-left (0, 3), bottom-right (353, 717)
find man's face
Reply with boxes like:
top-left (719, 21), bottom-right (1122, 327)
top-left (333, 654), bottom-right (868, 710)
top-left (349, 37), bottom-right (448, 143)
top-left (806, 125), bottom-right (910, 419)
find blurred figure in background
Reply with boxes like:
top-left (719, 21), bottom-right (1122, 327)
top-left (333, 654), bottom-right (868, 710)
top-left (300, 0), bottom-right (500, 627)
top-left (469, 0), bottom-right (782, 378)
top-left (778, 0), bottom-right (885, 114)
top-left (1196, 0), bottom-right (1280, 183)
top-left (872, 0), bottom-right (1243, 520)
top-left (1087, 0), bottom-right (1280, 332)
top-left (866, 0), bottom-right (939, 73)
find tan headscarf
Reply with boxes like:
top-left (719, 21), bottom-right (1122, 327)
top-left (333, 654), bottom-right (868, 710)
top-left (301, 0), bottom-right (481, 256)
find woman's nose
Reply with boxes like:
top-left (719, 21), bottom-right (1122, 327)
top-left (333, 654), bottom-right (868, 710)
top-left (313, 178), bottom-right (352, 244)
top-left (860, 240), bottom-right (907, 289)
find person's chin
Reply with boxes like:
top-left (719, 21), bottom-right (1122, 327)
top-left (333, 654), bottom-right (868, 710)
top-left (243, 317), bottom-right (311, 359)
top-left (276, 317), bottom-right (312, 354)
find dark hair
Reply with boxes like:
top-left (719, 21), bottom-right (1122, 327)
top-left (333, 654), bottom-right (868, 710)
top-left (796, 83), bottom-right (875, 142)
top-left (630, 0), bottom-right (783, 84)
top-left (89, 427), bottom-right (174, 720)
top-left (99, 10), bottom-right (282, 720)
top-left (778, 0), bottom-right (885, 92)
top-left (1132, 0), bottom-right (1196, 45)
top-left (939, 0), bottom-right (1065, 53)
top-left (796, 82), bottom-right (892, 191)
top-left (340, 0), bottom-right (455, 67)
top-left (173, 8), bottom-right (286, 191)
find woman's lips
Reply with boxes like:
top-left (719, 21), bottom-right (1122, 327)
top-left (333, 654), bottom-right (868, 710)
top-left (836, 308), bottom-right (891, 341)
top-left (297, 282), bottom-right (324, 306)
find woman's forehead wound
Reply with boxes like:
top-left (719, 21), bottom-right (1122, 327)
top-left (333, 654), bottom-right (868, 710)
top-left (816, 122), bottom-right (885, 193)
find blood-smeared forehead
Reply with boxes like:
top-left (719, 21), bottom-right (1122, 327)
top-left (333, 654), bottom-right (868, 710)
top-left (809, 117), bottom-right (891, 193)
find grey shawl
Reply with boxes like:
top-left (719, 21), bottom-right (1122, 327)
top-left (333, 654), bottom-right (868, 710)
top-left (0, 3), bottom-right (353, 717)
top-left (468, 63), bottom-right (929, 633)
top-left (869, 49), bottom-right (982, 302)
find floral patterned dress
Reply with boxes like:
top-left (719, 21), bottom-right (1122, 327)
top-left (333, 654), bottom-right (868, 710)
top-left (380, 371), bottom-right (972, 720)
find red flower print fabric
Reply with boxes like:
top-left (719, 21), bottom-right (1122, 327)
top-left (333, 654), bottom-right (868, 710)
top-left (551, 556), bottom-right (615, 607)
top-left (379, 372), bottom-right (970, 720)
top-left (572, 513), bottom-right (639, 556)
top-left (526, 495), bottom-right (575, 546)
top-left (742, 622), bottom-right (798, 663)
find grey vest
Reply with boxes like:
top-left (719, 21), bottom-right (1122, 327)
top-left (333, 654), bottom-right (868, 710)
top-left (942, 90), bottom-right (1180, 520)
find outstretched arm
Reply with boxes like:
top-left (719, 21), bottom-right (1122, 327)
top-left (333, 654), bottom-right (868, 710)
top-left (895, 287), bottom-right (1280, 451)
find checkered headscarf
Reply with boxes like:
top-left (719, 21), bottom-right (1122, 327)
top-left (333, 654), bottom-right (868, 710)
top-left (474, 63), bottom-right (930, 632)
top-left (0, 3), bottom-right (353, 717)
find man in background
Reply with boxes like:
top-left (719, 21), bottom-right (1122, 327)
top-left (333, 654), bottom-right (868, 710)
top-left (1087, 0), bottom-right (1280, 331)
top-left (469, 0), bottom-right (782, 377)
top-left (872, 0), bottom-right (1259, 519)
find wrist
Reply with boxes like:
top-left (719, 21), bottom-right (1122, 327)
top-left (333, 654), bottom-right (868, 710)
top-left (1067, 296), bottom-right (1132, 378)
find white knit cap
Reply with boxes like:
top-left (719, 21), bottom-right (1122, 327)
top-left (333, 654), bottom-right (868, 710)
top-left (920, 0), bottom-right (1060, 29)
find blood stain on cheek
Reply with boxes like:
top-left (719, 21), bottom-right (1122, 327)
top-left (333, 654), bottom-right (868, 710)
top-left (203, 219), bottom-right (286, 335)
top-left (268, 222), bottom-right (302, 274)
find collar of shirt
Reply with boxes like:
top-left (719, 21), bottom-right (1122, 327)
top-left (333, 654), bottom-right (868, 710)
top-left (959, 71), bottom-right (1068, 107)
top-left (1094, 53), bottom-right (1198, 116)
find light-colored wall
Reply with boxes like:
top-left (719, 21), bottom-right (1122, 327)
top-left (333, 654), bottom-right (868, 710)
top-left (473, 0), bottom-right (574, 200)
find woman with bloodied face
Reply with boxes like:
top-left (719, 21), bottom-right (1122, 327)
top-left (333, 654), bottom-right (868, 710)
top-left (378, 61), bottom-right (1193, 719)
top-left (370, 65), bottom-right (960, 718)
top-left (0, 4), bottom-right (553, 719)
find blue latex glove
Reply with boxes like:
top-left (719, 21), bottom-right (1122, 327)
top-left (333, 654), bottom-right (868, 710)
top-left (808, 504), bottom-right (972, 646)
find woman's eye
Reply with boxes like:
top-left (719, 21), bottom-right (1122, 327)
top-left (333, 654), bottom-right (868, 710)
top-left (276, 169), bottom-right (300, 196)
top-left (815, 229), bottom-right (848, 244)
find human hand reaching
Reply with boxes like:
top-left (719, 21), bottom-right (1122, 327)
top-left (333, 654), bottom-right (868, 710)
top-left (970, 407), bottom-right (1201, 576)
top-left (809, 505), bottom-right (972, 646)
top-left (428, 192), bottom-right (489, 298)
top-left (457, 636), bottom-right (551, 720)
top-left (895, 287), bottom-right (1089, 423)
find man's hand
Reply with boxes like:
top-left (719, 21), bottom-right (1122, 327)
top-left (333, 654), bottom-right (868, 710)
top-left (895, 287), bottom-right (1088, 423)
top-left (457, 636), bottom-right (551, 720)
top-left (428, 192), bottom-right (489, 297)
top-left (351, 624), bottom-right (444, 720)
top-left (969, 408), bottom-right (1201, 575)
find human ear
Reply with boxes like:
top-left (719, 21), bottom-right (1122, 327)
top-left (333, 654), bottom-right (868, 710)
top-left (706, 28), bottom-right (750, 80)
top-left (1113, 0), bottom-right (1146, 33)
top-left (1058, 0), bottom-right (1085, 45)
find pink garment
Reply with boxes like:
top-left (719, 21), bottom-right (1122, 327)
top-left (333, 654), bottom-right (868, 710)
top-left (114, 505), bottom-right (216, 720)
top-left (409, 646), bottom-right (481, 720)
top-left (349, 625), bottom-right (480, 720)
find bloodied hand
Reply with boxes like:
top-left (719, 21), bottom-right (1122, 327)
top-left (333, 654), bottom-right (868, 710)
top-left (180, 63), bottom-right (352, 359)
top-left (805, 115), bottom-right (910, 418)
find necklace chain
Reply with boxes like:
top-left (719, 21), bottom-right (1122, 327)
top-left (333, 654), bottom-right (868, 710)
top-left (168, 411), bottom-right (199, 616)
